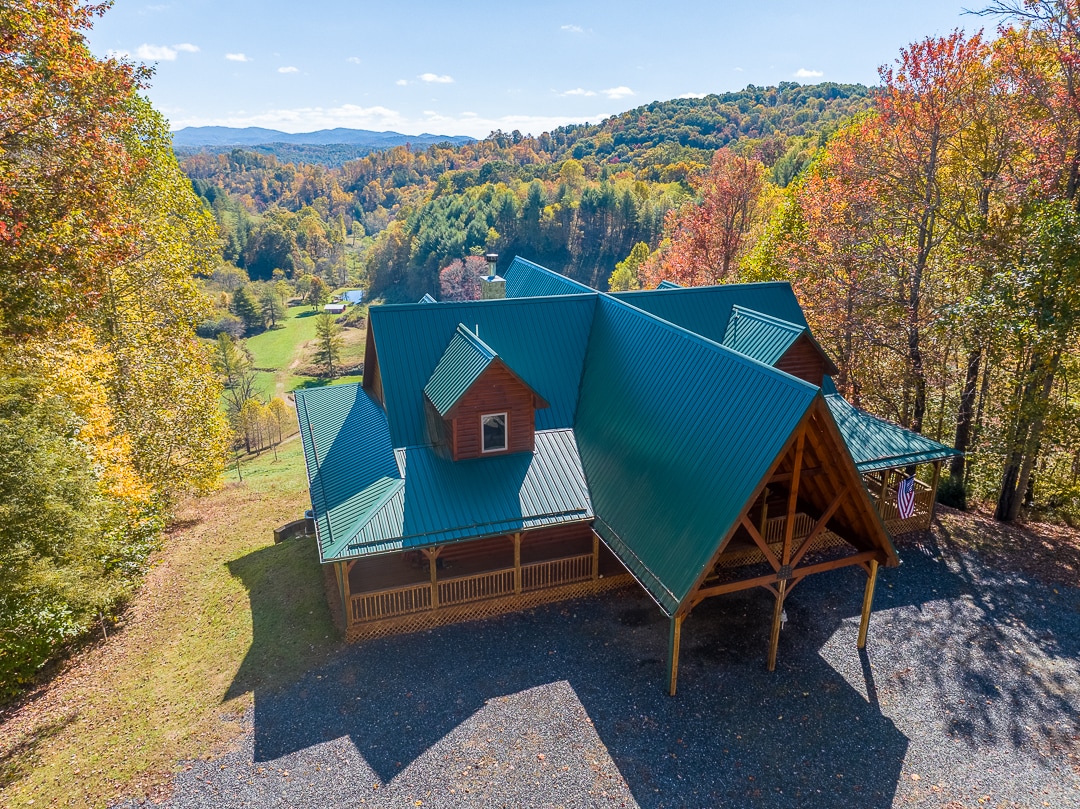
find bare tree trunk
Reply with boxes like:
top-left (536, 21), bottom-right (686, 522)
top-left (950, 346), bottom-right (982, 480)
top-left (996, 349), bottom-right (1060, 522)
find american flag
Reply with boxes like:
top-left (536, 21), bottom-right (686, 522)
top-left (897, 476), bottom-right (916, 520)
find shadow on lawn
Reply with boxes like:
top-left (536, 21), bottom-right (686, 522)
top-left (224, 527), bottom-right (1080, 809)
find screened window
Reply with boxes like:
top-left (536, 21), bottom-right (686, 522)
top-left (481, 413), bottom-right (507, 453)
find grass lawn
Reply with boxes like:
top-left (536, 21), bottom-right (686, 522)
top-left (0, 440), bottom-right (337, 808)
top-left (245, 301), bottom-right (366, 398)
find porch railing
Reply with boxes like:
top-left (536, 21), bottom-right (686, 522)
top-left (522, 553), bottom-right (593, 591)
top-left (438, 568), bottom-right (515, 606)
top-left (348, 553), bottom-right (597, 626)
top-left (351, 582), bottom-right (433, 623)
top-left (870, 475), bottom-right (934, 533)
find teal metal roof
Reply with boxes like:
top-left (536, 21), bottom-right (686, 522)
top-left (504, 256), bottom-right (595, 298)
top-left (423, 324), bottom-right (497, 417)
top-left (722, 305), bottom-right (805, 365)
top-left (309, 429), bottom-right (594, 560)
top-left (368, 294), bottom-right (596, 448)
top-left (610, 283), bottom-right (809, 346)
top-left (575, 294), bottom-right (820, 615)
top-left (656, 280), bottom-right (683, 289)
top-left (825, 393), bottom-right (960, 472)
top-left (294, 383), bottom-right (403, 564)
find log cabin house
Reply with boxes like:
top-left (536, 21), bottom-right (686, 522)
top-left (296, 257), bottom-right (959, 694)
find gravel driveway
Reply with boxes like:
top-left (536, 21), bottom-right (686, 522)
top-left (126, 530), bottom-right (1080, 808)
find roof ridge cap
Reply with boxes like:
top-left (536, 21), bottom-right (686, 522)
top-left (729, 305), bottom-right (806, 332)
top-left (599, 292), bottom-right (819, 394)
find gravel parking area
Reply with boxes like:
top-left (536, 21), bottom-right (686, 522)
top-left (126, 530), bottom-right (1080, 808)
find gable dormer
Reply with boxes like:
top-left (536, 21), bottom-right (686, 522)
top-left (423, 324), bottom-right (549, 461)
top-left (722, 306), bottom-right (839, 387)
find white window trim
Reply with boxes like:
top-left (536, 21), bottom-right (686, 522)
top-left (481, 412), bottom-right (508, 453)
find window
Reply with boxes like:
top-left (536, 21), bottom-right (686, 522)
top-left (481, 413), bottom-right (507, 453)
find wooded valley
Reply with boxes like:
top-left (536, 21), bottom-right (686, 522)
top-left (3, 0), bottom-right (1080, 705)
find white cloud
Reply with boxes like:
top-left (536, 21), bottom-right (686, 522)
top-left (173, 43), bottom-right (199, 53)
top-left (169, 104), bottom-right (609, 140)
top-left (136, 44), bottom-right (177, 60)
top-left (278, 66), bottom-right (299, 73)
top-left (794, 68), bottom-right (823, 78)
top-left (679, 92), bottom-right (708, 99)
top-left (561, 24), bottom-right (584, 33)
top-left (395, 78), bottom-right (409, 86)
top-left (602, 86), bottom-right (634, 99)
top-left (733, 67), bottom-right (744, 73)
top-left (561, 88), bottom-right (597, 97)
top-left (225, 53), bottom-right (250, 62)
top-left (418, 72), bottom-right (454, 84)
top-left (346, 56), bottom-right (362, 64)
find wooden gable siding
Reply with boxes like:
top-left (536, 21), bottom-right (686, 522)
top-left (764, 401), bottom-right (894, 560)
top-left (449, 362), bottom-right (537, 460)
top-left (775, 334), bottom-right (827, 387)
top-left (362, 319), bottom-right (384, 406)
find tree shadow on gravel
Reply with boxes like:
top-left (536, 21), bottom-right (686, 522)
top-left (889, 523), bottom-right (1080, 763)
top-left (228, 524), bottom-right (1080, 809)
top-left (236, 566), bottom-right (912, 808)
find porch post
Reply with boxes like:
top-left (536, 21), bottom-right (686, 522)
top-left (591, 532), bottom-right (599, 580)
top-left (428, 547), bottom-right (440, 609)
top-left (767, 579), bottom-right (787, 671)
top-left (667, 614), bottom-right (684, 696)
top-left (857, 559), bottom-right (879, 649)
top-left (927, 460), bottom-right (943, 528)
top-left (340, 561), bottom-right (352, 629)
top-left (513, 533), bottom-right (522, 594)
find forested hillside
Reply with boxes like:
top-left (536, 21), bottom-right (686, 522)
top-left (1, 1), bottom-right (227, 694)
top-left (182, 83), bottom-right (871, 296)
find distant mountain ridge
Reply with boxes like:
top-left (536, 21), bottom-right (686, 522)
top-left (172, 126), bottom-right (475, 150)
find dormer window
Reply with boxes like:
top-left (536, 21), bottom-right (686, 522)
top-left (422, 324), bottom-right (549, 461)
top-left (481, 413), bottom-right (507, 453)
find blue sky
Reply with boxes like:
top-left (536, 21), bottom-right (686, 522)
top-left (88, 0), bottom-right (982, 138)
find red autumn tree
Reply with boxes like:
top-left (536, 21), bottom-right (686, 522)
top-left (640, 148), bottom-right (767, 287)
top-left (0, 0), bottom-right (149, 335)
top-left (438, 256), bottom-right (486, 301)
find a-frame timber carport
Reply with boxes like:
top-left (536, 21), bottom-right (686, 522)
top-left (667, 397), bottom-right (897, 695)
top-left (573, 294), bottom-right (898, 696)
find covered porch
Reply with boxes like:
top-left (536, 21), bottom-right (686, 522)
top-left (332, 522), bottom-right (632, 641)
top-left (665, 400), bottom-right (899, 694)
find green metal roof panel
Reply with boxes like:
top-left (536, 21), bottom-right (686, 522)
top-left (294, 383), bottom-right (403, 564)
top-left (722, 305), bottom-right (804, 366)
top-left (369, 295), bottom-right (597, 448)
top-left (504, 256), bottom-right (595, 298)
top-left (423, 324), bottom-right (498, 417)
top-left (611, 283), bottom-right (809, 346)
top-left (656, 280), bottom-right (683, 289)
top-left (326, 429), bottom-right (594, 559)
top-left (825, 393), bottom-right (961, 472)
top-left (575, 294), bottom-right (820, 616)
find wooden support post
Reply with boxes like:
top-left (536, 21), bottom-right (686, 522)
top-left (667, 614), bottom-right (684, 696)
top-left (782, 432), bottom-right (805, 565)
top-left (591, 532), bottom-right (599, 580)
top-left (927, 460), bottom-right (943, 528)
top-left (513, 533), bottom-right (522, 594)
top-left (758, 486), bottom-right (769, 539)
top-left (857, 559), bottom-right (879, 649)
top-left (428, 547), bottom-right (440, 609)
top-left (767, 579), bottom-right (787, 671)
top-left (339, 557), bottom-right (352, 626)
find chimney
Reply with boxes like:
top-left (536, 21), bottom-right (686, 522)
top-left (480, 252), bottom-right (505, 300)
